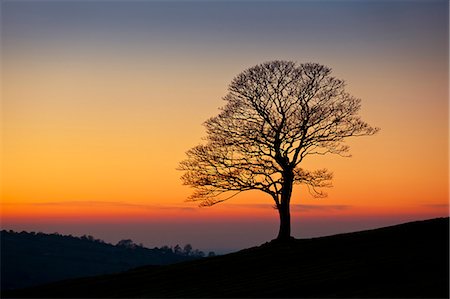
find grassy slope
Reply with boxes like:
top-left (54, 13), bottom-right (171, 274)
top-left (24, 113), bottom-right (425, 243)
top-left (5, 217), bottom-right (449, 298)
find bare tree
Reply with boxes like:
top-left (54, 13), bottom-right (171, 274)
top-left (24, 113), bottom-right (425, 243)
top-left (179, 61), bottom-right (379, 241)
top-left (183, 244), bottom-right (193, 256)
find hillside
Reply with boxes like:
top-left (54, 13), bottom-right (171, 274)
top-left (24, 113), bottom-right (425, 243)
top-left (5, 217), bottom-right (449, 298)
top-left (1, 231), bottom-right (205, 291)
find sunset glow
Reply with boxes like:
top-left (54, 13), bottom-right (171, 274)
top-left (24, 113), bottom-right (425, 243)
top-left (1, 0), bottom-right (448, 251)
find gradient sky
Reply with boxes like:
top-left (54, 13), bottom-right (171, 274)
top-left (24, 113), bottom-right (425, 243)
top-left (1, 0), bottom-right (448, 252)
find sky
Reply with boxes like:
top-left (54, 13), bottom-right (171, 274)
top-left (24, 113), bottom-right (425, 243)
top-left (1, 0), bottom-right (448, 253)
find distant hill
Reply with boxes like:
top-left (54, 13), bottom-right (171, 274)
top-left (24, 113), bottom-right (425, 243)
top-left (4, 217), bottom-right (449, 298)
top-left (1, 231), bottom-right (207, 291)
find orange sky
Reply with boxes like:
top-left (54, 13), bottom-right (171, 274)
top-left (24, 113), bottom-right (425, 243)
top-left (2, 54), bottom-right (447, 221)
top-left (1, 1), bottom-right (448, 248)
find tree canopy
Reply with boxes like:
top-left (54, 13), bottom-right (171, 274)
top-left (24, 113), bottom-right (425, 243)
top-left (179, 60), bottom-right (379, 240)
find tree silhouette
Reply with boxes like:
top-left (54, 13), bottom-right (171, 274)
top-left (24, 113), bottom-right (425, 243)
top-left (173, 244), bottom-right (182, 255)
top-left (179, 61), bottom-right (379, 241)
top-left (116, 239), bottom-right (136, 248)
top-left (183, 244), bottom-right (193, 256)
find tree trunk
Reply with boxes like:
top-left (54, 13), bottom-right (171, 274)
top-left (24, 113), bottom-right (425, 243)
top-left (277, 202), bottom-right (291, 241)
top-left (276, 170), bottom-right (294, 241)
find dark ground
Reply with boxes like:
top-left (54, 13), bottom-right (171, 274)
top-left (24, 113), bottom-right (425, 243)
top-left (4, 217), bottom-right (449, 298)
